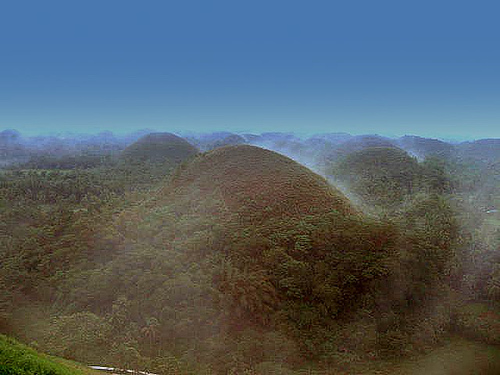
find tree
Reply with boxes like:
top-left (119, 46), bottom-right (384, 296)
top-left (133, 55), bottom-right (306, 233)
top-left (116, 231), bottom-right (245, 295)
top-left (141, 317), bottom-right (160, 355)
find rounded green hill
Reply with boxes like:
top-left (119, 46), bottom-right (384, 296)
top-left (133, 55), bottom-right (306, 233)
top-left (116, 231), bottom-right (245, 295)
top-left (121, 132), bottom-right (198, 164)
top-left (330, 146), bottom-right (421, 207)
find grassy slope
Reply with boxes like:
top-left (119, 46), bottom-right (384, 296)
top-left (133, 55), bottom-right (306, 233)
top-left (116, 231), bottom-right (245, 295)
top-left (0, 334), bottom-right (99, 375)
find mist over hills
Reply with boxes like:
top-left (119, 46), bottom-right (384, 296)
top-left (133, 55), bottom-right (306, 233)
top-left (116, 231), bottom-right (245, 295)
top-left (3, 129), bottom-right (499, 171)
top-left (328, 147), bottom-right (426, 210)
top-left (1, 128), bottom-right (500, 374)
top-left (396, 135), bottom-right (456, 160)
top-left (184, 132), bottom-right (247, 151)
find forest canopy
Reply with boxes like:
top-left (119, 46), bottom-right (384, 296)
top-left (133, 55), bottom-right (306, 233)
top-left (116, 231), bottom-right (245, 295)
top-left (1, 131), bottom-right (499, 374)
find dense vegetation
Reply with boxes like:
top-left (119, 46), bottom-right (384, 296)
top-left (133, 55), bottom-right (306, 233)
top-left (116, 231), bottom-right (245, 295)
top-left (1, 131), bottom-right (499, 374)
top-left (328, 147), bottom-right (453, 210)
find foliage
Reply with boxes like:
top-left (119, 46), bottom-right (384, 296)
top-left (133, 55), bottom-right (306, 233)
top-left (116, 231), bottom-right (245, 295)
top-left (0, 334), bottom-right (98, 375)
top-left (1, 140), bottom-right (499, 373)
top-left (328, 147), bottom-right (455, 211)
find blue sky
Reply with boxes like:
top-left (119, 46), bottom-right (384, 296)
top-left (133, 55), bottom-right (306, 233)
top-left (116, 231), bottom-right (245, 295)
top-left (1, 0), bottom-right (499, 139)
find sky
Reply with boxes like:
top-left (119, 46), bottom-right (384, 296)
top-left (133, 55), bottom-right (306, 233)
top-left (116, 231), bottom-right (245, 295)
top-left (1, 0), bottom-right (499, 140)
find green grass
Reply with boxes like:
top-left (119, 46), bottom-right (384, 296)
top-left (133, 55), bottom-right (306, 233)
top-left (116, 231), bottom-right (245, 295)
top-left (0, 334), bottom-right (99, 375)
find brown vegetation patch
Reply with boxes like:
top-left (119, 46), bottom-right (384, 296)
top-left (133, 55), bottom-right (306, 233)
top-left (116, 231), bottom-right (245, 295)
top-left (162, 145), bottom-right (354, 222)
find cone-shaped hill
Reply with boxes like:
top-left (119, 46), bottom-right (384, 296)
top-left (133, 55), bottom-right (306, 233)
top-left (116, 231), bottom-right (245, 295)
top-left (115, 144), bottom-right (396, 339)
top-left (329, 147), bottom-right (429, 208)
top-left (121, 132), bottom-right (198, 164)
top-left (83, 144), bottom-right (399, 369)
top-left (161, 145), bottom-right (355, 222)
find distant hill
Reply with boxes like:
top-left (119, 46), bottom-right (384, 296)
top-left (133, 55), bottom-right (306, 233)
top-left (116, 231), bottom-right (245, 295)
top-left (0, 129), bottom-right (30, 166)
top-left (397, 135), bottom-right (456, 160)
top-left (0, 129), bottom-right (21, 143)
top-left (307, 132), bottom-right (353, 145)
top-left (120, 132), bottom-right (198, 164)
top-left (241, 133), bottom-right (262, 143)
top-left (258, 132), bottom-right (299, 143)
top-left (329, 147), bottom-right (424, 208)
top-left (456, 139), bottom-right (500, 163)
top-left (336, 135), bottom-right (396, 152)
top-left (183, 131), bottom-right (241, 151)
top-left (245, 132), bottom-right (303, 151)
top-left (323, 135), bottom-right (397, 162)
top-left (206, 133), bottom-right (247, 150)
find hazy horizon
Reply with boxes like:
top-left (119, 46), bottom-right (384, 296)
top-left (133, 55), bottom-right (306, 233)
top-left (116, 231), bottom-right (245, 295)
top-left (1, 1), bottom-right (499, 141)
top-left (2, 126), bottom-right (496, 143)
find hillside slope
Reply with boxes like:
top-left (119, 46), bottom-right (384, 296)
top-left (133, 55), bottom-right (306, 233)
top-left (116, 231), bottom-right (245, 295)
top-left (0, 334), bottom-right (99, 375)
top-left (162, 145), bottom-right (354, 222)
